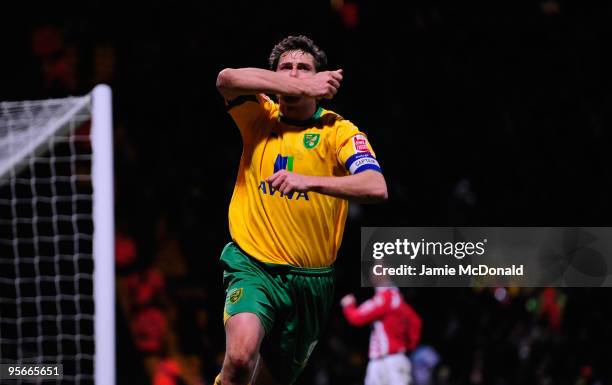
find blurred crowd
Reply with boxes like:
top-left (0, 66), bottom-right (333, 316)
top-left (2, 1), bottom-right (612, 384)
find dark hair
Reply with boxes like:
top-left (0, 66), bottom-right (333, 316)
top-left (268, 35), bottom-right (327, 72)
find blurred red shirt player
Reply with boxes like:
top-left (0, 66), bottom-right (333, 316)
top-left (341, 275), bottom-right (422, 385)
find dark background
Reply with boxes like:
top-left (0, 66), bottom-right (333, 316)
top-left (2, 1), bottom-right (611, 384)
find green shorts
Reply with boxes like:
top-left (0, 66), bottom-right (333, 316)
top-left (221, 242), bottom-right (334, 385)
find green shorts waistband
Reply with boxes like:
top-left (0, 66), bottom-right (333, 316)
top-left (230, 241), bottom-right (334, 276)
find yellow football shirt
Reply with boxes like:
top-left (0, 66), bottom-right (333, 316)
top-left (226, 94), bottom-right (381, 267)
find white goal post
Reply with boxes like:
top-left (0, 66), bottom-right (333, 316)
top-left (0, 84), bottom-right (115, 385)
top-left (91, 85), bottom-right (115, 385)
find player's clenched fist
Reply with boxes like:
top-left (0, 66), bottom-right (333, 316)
top-left (303, 69), bottom-right (343, 99)
top-left (267, 170), bottom-right (312, 195)
top-left (340, 294), bottom-right (356, 307)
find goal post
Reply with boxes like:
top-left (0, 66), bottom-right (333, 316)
top-left (0, 84), bottom-right (115, 385)
top-left (92, 84), bottom-right (115, 385)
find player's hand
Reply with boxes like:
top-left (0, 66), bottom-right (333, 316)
top-left (267, 170), bottom-right (311, 195)
top-left (340, 294), bottom-right (356, 307)
top-left (303, 69), bottom-right (343, 99)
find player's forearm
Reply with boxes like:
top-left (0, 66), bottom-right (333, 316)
top-left (216, 68), bottom-right (306, 99)
top-left (309, 171), bottom-right (388, 203)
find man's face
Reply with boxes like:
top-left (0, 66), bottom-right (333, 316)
top-left (276, 50), bottom-right (316, 105)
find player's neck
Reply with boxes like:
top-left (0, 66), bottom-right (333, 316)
top-left (279, 102), bottom-right (317, 121)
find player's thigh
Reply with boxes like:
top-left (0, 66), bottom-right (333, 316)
top-left (364, 361), bottom-right (376, 385)
top-left (259, 272), bottom-right (334, 384)
top-left (385, 354), bottom-right (411, 385)
top-left (221, 242), bottom-right (276, 333)
top-left (252, 356), bottom-right (284, 385)
top-left (365, 360), bottom-right (388, 385)
top-left (225, 312), bottom-right (265, 360)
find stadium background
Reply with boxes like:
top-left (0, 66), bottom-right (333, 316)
top-left (2, 1), bottom-right (611, 384)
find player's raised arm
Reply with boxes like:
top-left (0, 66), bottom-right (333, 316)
top-left (216, 67), bottom-right (343, 101)
top-left (340, 292), bottom-right (393, 326)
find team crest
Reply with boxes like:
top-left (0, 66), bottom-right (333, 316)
top-left (229, 288), bottom-right (243, 304)
top-left (303, 133), bottom-right (320, 149)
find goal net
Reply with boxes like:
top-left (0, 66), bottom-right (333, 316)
top-left (0, 85), bottom-right (114, 384)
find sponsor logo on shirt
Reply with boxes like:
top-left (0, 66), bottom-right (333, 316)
top-left (274, 154), bottom-right (294, 172)
top-left (258, 181), bottom-right (310, 200)
top-left (262, 154), bottom-right (310, 200)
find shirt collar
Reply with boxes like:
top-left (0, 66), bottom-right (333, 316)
top-left (278, 106), bottom-right (323, 127)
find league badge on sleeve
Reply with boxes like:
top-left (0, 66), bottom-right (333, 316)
top-left (353, 134), bottom-right (369, 152)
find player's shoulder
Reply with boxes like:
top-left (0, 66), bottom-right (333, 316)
top-left (379, 287), bottom-right (404, 301)
top-left (254, 94), bottom-right (279, 116)
top-left (227, 93), bottom-right (278, 116)
top-left (374, 287), bottom-right (394, 300)
top-left (319, 108), bottom-right (355, 129)
top-left (318, 109), bottom-right (362, 144)
top-left (258, 93), bottom-right (276, 106)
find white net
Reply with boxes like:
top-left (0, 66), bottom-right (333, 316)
top-left (0, 96), bottom-right (97, 384)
